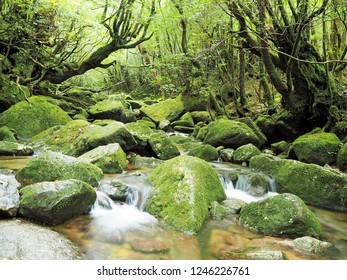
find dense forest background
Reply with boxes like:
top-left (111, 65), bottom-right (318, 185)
top-left (1, 0), bottom-right (347, 135)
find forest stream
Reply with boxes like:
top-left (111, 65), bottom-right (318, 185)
top-left (1, 155), bottom-right (346, 260)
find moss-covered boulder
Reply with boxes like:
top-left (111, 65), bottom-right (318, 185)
top-left (19, 179), bottom-right (96, 225)
top-left (172, 112), bottom-right (194, 128)
top-left (250, 154), bottom-right (347, 211)
top-left (219, 148), bottom-right (235, 162)
top-left (239, 193), bottom-right (323, 238)
top-left (0, 141), bottom-right (34, 156)
top-left (187, 144), bottom-right (219, 162)
top-left (0, 126), bottom-right (16, 142)
top-left (31, 120), bottom-right (137, 156)
top-left (191, 111), bottom-right (213, 124)
top-left (248, 174), bottom-right (268, 197)
top-left (240, 117), bottom-right (268, 148)
top-left (148, 132), bottom-right (180, 160)
top-left (146, 155), bottom-right (226, 233)
top-left (15, 151), bottom-right (103, 187)
top-left (0, 174), bottom-right (20, 217)
top-left (337, 143), bottom-right (347, 171)
top-left (87, 121), bottom-right (137, 152)
top-left (125, 121), bottom-right (154, 152)
top-left (0, 96), bottom-right (72, 139)
top-left (88, 99), bottom-right (136, 123)
top-left (203, 119), bottom-right (260, 149)
top-left (140, 98), bottom-right (185, 124)
top-left (271, 140), bottom-right (290, 155)
top-left (233, 144), bottom-right (262, 164)
top-left (78, 143), bottom-right (126, 174)
top-left (290, 132), bottom-right (341, 165)
top-left (255, 114), bottom-right (276, 140)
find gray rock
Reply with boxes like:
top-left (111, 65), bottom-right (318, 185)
top-left (247, 249), bottom-right (284, 260)
top-left (0, 174), bottom-right (20, 217)
top-left (0, 219), bottom-right (82, 259)
top-left (221, 198), bottom-right (247, 214)
top-left (292, 236), bottom-right (339, 255)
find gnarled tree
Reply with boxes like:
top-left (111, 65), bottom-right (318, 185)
top-left (226, 0), bottom-right (347, 128)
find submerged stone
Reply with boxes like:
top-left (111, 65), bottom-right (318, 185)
top-left (239, 193), bottom-right (323, 238)
top-left (19, 179), bottom-right (96, 225)
top-left (146, 155), bottom-right (226, 234)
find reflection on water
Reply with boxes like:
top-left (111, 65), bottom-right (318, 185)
top-left (1, 156), bottom-right (346, 260)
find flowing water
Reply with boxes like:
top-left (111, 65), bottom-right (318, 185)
top-left (1, 156), bottom-right (346, 260)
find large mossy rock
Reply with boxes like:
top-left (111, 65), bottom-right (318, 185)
top-left (88, 99), bottom-right (136, 123)
top-left (140, 98), bottom-right (185, 124)
top-left (0, 141), bottom-right (34, 156)
top-left (146, 155), bottom-right (226, 233)
top-left (125, 121), bottom-right (154, 152)
top-left (31, 120), bottom-right (137, 156)
top-left (203, 119), bottom-right (261, 149)
top-left (19, 179), bottom-right (96, 225)
top-left (290, 132), bottom-right (341, 165)
top-left (239, 193), bottom-right (323, 238)
top-left (232, 143), bottom-right (262, 164)
top-left (250, 154), bottom-right (347, 211)
top-left (15, 151), bottom-right (103, 187)
top-left (0, 96), bottom-right (72, 139)
top-left (148, 132), bottom-right (180, 160)
top-left (172, 112), bottom-right (195, 128)
top-left (0, 174), bottom-right (20, 217)
top-left (78, 143), bottom-right (126, 174)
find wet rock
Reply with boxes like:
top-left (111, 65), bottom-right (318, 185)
top-left (232, 143), bottom-right (262, 164)
top-left (247, 249), bottom-right (284, 260)
top-left (0, 174), bottom-right (20, 217)
top-left (290, 132), bottom-right (341, 165)
top-left (78, 143), bottom-right (126, 174)
top-left (187, 144), bottom-right (219, 162)
top-left (250, 154), bottom-right (347, 211)
top-left (19, 179), bottom-right (96, 225)
top-left (203, 119), bottom-right (261, 149)
top-left (209, 201), bottom-right (227, 219)
top-left (0, 219), bottom-right (82, 259)
top-left (98, 180), bottom-right (130, 201)
top-left (146, 155), bottom-right (226, 233)
top-left (88, 99), bottom-right (136, 123)
top-left (148, 132), bottom-right (180, 160)
top-left (248, 174), bottom-right (268, 197)
top-left (0, 96), bottom-right (72, 139)
top-left (219, 148), bottom-right (234, 162)
top-left (239, 193), bottom-right (323, 238)
top-left (16, 151), bottom-right (103, 187)
top-left (221, 199), bottom-right (247, 214)
top-left (130, 240), bottom-right (170, 254)
top-left (0, 141), bottom-right (34, 156)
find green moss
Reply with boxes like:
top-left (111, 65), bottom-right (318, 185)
top-left (0, 126), bottom-right (16, 142)
top-left (15, 151), bottom-right (103, 187)
top-left (239, 193), bottom-right (323, 238)
top-left (172, 112), bottom-right (194, 128)
top-left (0, 141), bottom-right (34, 156)
top-left (78, 143), bottom-right (127, 174)
top-left (187, 144), bottom-right (219, 162)
top-left (255, 114), bottom-right (276, 139)
top-left (146, 155), bottom-right (226, 233)
top-left (19, 179), bottom-right (96, 225)
top-left (125, 122), bottom-right (154, 149)
top-left (233, 144), bottom-right (262, 164)
top-left (88, 100), bottom-right (136, 123)
top-left (250, 154), bottom-right (347, 211)
top-left (291, 132), bottom-right (341, 165)
top-left (203, 119), bottom-right (260, 149)
top-left (140, 98), bottom-right (185, 124)
top-left (0, 96), bottom-right (72, 139)
top-left (148, 132), bottom-right (180, 160)
top-left (337, 143), bottom-right (347, 171)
